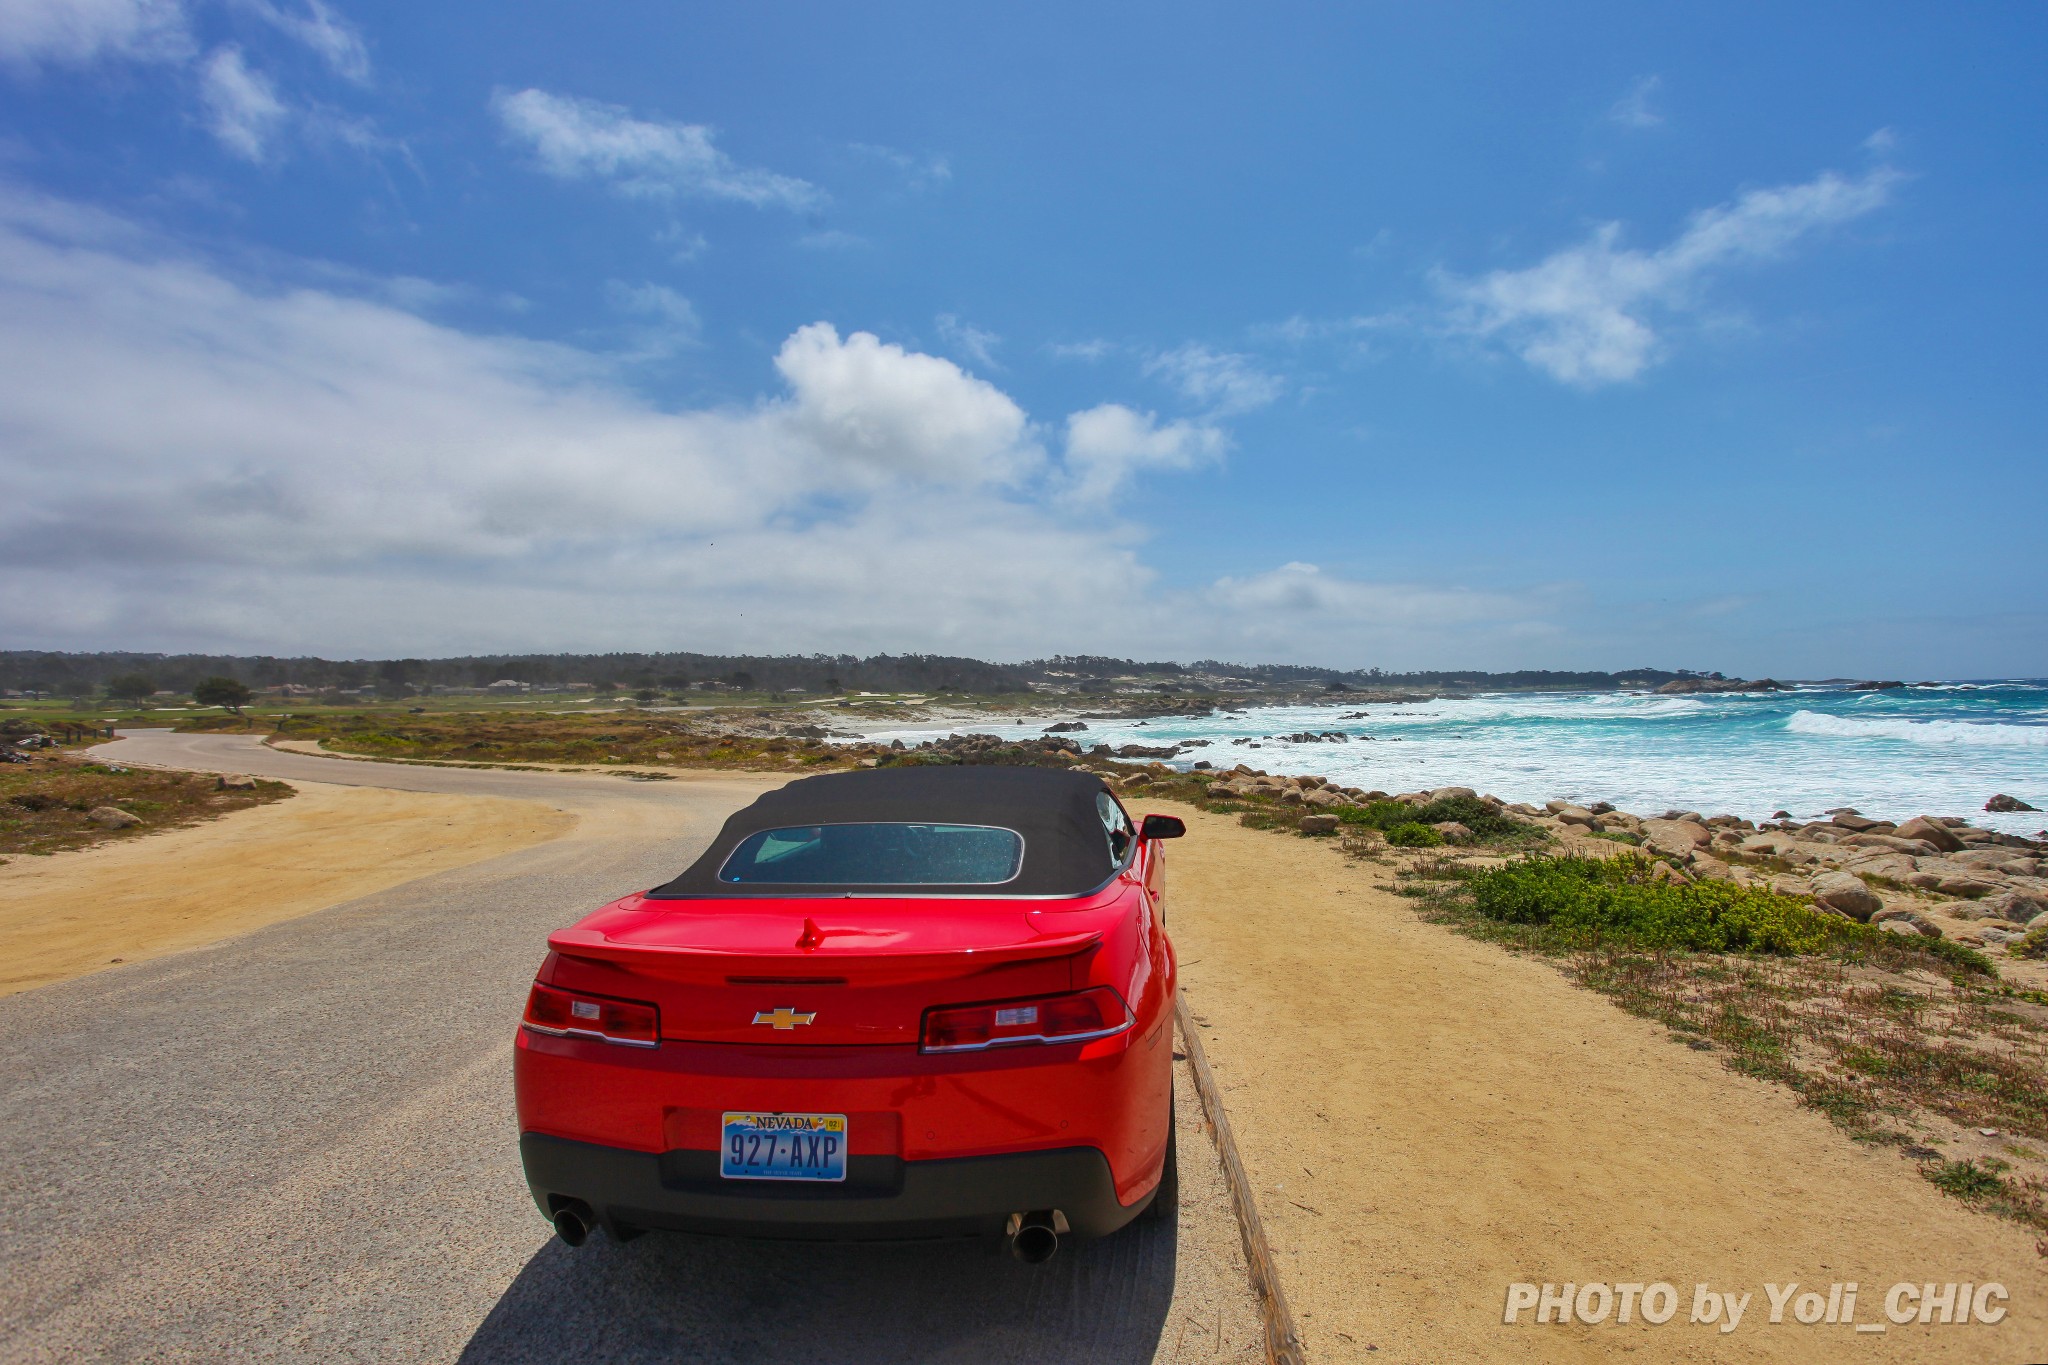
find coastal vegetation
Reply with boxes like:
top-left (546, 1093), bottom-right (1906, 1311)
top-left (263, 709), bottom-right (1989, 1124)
top-left (0, 754), bottom-right (292, 860)
top-left (0, 647), bottom-right (1737, 706)
top-left (1464, 852), bottom-right (1994, 969)
top-left (1396, 851), bottom-right (2046, 1237)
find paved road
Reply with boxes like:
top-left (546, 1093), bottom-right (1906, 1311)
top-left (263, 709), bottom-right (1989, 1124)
top-left (0, 734), bottom-right (1262, 1363)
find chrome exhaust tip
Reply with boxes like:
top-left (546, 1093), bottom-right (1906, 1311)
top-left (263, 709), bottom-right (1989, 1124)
top-left (552, 1206), bottom-right (591, 1248)
top-left (1007, 1211), bottom-right (1060, 1264)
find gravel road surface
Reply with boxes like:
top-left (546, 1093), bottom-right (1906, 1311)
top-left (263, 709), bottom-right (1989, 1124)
top-left (0, 733), bottom-right (1262, 1363)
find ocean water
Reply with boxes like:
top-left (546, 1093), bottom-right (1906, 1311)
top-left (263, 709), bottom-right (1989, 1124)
top-left (864, 682), bottom-right (2048, 834)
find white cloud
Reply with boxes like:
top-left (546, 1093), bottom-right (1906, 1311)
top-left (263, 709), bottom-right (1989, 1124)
top-left (1207, 562), bottom-right (1529, 626)
top-left (234, 0), bottom-right (366, 82)
top-left (1440, 164), bottom-right (1899, 385)
top-left (1609, 75), bottom-right (1663, 130)
top-left (197, 44), bottom-right (286, 161)
top-left (493, 88), bottom-right (821, 210)
top-left (0, 0), bottom-right (367, 77)
top-left (775, 322), bottom-right (1038, 485)
top-left (934, 312), bottom-right (999, 370)
top-left (1062, 404), bottom-right (1225, 504)
top-left (605, 280), bottom-right (701, 356)
top-left (849, 141), bottom-right (949, 191)
top-left (1048, 338), bottom-right (1113, 362)
top-left (0, 0), bottom-right (190, 67)
top-left (1253, 312), bottom-right (1394, 345)
top-left (0, 188), bottom-right (1102, 655)
top-left (655, 222), bottom-right (708, 261)
top-left (1144, 342), bottom-right (1285, 415)
top-left (0, 2), bottom-right (386, 165)
top-left (0, 186), bottom-right (1573, 664)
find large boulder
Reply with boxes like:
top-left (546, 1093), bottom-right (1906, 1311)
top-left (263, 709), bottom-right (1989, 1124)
top-left (1554, 805), bottom-right (1597, 828)
top-left (1844, 853), bottom-right (1918, 882)
top-left (86, 806), bottom-right (142, 829)
top-left (1985, 794), bottom-right (2038, 813)
top-left (1892, 816), bottom-right (1964, 852)
top-left (1907, 861), bottom-right (2005, 896)
top-left (1839, 833), bottom-right (1941, 857)
top-left (1431, 786), bottom-right (1479, 803)
top-left (1298, 814), bottom-right (1340, 835)
top-left (1876, 915), bottom-right (1942, 939)
top-left (217, 773), bottom-right (257, 791)
top-left (1431, 821), bottom-right (1474, 842)
top-left (1809, 871), bottom-right (1884, 921)
top-left (1642, 819), bottom-right (1710, 862)
top-left (1830, 812), bottom-right (1890, 833)
top-left (1973, 889), bottom-right (2048, 925)
top-left (1643, 817), bottom-right (1710, 846)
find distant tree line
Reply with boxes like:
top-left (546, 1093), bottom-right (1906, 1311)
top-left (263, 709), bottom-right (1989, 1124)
top-left (0, 650), bottom-right (1716, 698)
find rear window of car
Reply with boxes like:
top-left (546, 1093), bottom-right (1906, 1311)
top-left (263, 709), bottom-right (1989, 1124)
top-left (716, 822), bottom-right (1026, 886)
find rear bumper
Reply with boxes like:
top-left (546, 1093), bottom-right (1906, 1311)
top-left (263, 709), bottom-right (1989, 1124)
top-left (521, 1132), bottom-right (1145, 1242)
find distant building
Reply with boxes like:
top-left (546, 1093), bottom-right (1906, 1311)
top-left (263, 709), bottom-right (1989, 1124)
top-left (487, 679), bottom-right (528, 692)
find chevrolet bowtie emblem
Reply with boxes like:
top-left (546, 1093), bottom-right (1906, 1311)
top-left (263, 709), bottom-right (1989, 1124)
top-left (752, 1007), bottom-right (817, 1030)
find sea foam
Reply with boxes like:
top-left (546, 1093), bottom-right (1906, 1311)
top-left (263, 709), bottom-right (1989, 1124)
top-left (1784, 710), bottom-right (2048, 748)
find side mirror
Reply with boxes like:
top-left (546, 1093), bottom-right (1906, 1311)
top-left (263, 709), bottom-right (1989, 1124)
top-left (1139, 814), bottom-right (1186, 841)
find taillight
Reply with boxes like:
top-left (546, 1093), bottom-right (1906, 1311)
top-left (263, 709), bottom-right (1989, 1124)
top-left (920, 986), bottom-right (1133, 1053)
top-left (523, 982), bottom-right (659, 1048)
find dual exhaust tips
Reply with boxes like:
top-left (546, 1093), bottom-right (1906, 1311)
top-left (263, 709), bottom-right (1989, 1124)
top-left (553, 1202), bottom-right (1069, 1263)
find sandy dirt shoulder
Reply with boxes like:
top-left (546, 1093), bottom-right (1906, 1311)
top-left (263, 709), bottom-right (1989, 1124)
top-left (1154, 797), bottom-right (2048, 1364)
top-left (0, 780), bottom-right (574, 996)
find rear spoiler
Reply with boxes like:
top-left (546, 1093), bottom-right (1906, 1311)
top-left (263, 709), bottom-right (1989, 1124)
top-left (546, 925), bottom-right (1105, 977)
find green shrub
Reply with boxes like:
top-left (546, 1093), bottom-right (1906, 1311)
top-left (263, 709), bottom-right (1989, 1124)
top-left (1465, 854), bottom-right (1827, 954)
top-left (1384, 821), bottom-right (1444, 847)
top-left (1339, 795), bottom-right (1525, 841)
top-left (1462, 854), bottom-right (1995, 973)
top-left (1924, 1158), bottom-right (2004, 1201)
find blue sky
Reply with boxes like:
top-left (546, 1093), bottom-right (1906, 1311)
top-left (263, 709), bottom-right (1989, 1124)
top-left (1, 2), bottom-right (2042, 675)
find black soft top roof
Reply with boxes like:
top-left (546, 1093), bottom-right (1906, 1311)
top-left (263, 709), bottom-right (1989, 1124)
top-left (649, 765), bottom-right (1121, 899)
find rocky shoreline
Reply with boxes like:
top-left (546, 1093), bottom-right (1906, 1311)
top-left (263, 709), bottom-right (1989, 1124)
top-left (818, 727), bottom-right (2048, 967)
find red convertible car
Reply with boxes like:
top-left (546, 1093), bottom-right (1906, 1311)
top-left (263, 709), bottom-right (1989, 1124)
top-left (515, 765), bottom-right (1182, 1262)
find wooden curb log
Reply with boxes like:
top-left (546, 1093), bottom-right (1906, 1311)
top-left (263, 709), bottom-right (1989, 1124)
top-left (1175, 994), bottom-right (1306, 1365)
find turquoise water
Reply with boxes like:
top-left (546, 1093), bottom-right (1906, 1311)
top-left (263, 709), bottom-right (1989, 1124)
top-left (872, 682), bottom-right (2048, 833)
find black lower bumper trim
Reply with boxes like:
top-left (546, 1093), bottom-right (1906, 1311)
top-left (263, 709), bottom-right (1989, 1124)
top-left (520, 1133), bottom-right (1146, 1242)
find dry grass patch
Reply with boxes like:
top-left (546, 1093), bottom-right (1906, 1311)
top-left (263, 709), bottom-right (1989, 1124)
top-left (0, 756), bottom-right (291, 860)
top-left (194, 711), bottom-right (862, 773)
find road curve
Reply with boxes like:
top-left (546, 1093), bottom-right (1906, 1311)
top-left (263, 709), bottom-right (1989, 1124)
top-left (0, 732), bottom-right (1262, 1363)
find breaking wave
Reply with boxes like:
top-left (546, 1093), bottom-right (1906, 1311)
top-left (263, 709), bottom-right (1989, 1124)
top-left (1785, 710), bottom-right (2048, 748)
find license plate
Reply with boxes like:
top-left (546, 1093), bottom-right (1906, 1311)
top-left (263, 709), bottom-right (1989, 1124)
top-left (720, 1111), bottom-right (848, 1182)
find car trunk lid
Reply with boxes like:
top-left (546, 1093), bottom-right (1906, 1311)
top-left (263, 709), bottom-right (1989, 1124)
top-left (545, 893), bottom-right (1110, 1046)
